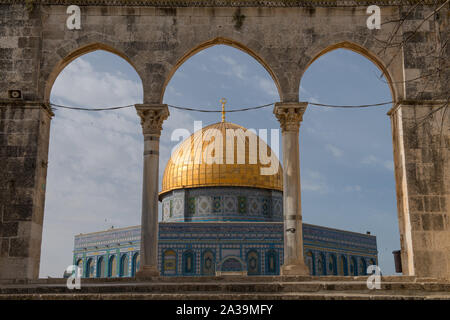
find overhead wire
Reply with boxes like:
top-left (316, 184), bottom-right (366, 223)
top-left (49, 100), bottom-right (394, 113)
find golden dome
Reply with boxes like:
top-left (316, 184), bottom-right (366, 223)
top-left (160, 121), bottom-right (283, 197)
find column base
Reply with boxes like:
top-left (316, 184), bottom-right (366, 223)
top-left (281, 261), bottom-right (310, 276)
top-left (135, 265), bottom-right (160, 278)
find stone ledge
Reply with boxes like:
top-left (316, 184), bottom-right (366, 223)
top-left (0, 0), bottom-right (443, 8)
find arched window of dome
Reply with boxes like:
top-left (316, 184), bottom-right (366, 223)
top-left (265, 250), bottom-right (278, 275)
top-left (328, 254), bottom-right (337, 276)
top-left (350, 256), bottom-right (358, 276)
top-left (182, 250), bottom-right (196, 275)
top-left (305, 251), bottom-right (315, 275)
top-left (120, 254), bottom-right (129, 277)
top-left (131, 252), bottom-right (140, 276)
top-left (96, 256), bottom-right (105, 278)
top-left (339, 255), bottom-right (348, 276)
top-left (76, 259), bottom-right (83, 277)
top-left (247, 250), bottom-right (260, 275)
top-left (201, 250), bottom-right (215, 276)
top-left (359, 257), bottom-right (367, 276)
top-left (108, 255), bottom-right (117, 277)
top-left (163, 249), bottom-right (177, 276)
top-left (317, 252), bottom-right (326, 276)
top-left (85, 258), bottom-right (94, 278)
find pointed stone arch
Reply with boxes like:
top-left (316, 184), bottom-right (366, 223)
top-left (160, 37), bottom-right (283, 103)
top-left (42, 42), bottom-right (145, 104)
top-left (299, 41), bottom-right (399, 103)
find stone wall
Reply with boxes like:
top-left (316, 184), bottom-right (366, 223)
top-left (0, 102), bottom-right (52, 279)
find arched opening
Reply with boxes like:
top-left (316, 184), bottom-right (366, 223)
top-left (305, 251), bottom-right (315, 275)
top-left (162, 249), bottom-right (177, 276)
top-left (339, 255), bottom-right (348, 276)
top-left (97, 256), bottom-right (105, 278)
top-left (317, 252), bottom-right (326, 276)
top-left (85, 258), bottom-right (94, 278)
top-left (219, 256), bottom-right (245, 273)
top-left (299, 46), bottom-right (398, 276)
top-left (328, 254), bottom-right (338, 276)
top-left (39, 48), bottom-right (143, 278)
top-left (201, 250), bottom-right (215, 276)
top-left (246, 250), bottom-right (260, 275)
top-left (265, 250), bottom-right (278, 275)
top-left (131, 253), bottom-right (140, 277)
top-left (75, 259), bottom-right (83, 276)
top-left (159, 43), bottom-right (281, 229)
top-left (350, 256), bottom-right (358, 276)
top-left (120, 254), bottom-right (129, 277)
top-left (108, 255), bottom-right (117, 278)
top-left (359, 257), bottom-right (368, 276)
top-left (182, 250), bottom-right (196, 275)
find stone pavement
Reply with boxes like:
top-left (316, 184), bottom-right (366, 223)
top-left (1, 276), bottom-right (449, 300)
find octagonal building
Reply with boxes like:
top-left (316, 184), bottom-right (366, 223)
top-left (73, 120), bottom-right (378, 278)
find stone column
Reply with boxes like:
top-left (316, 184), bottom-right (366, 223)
top-left (274, 102), bottom-right (310, 276)
top-left (135, 104), bottom-right (169, 277)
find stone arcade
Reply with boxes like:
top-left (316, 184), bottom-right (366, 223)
top-left (0, 1), bottom-right (448, 281)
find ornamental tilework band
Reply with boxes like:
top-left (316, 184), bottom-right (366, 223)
top-left (73, 222), bottom-right (377, 278)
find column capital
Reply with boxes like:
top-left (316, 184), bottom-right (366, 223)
top-left (135, 104), bottom-right (169, 135)
top-left (273, 102), bottom-right (308, 132)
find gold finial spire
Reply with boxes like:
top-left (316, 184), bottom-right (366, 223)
top-left (220, 98), bottom-right (227, 122)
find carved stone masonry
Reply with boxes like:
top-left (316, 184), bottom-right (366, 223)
top-left (135, 104), bottom-right (170, 135)
top-left (273, 102), bottom-right (307, 132)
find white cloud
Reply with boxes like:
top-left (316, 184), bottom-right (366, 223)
top-left (51, 57), bottom-right (142, 108)
top-left (362, 155), bottom-right (394, 171)
top-left (325, 144), bottom-right (343, 158)
top-left (217, 55), bottom-right (247, 80)
top-left (257, 77), bottom-right (278, 98)
top-left (344, 185), bottom-right (362, 192)
top-left (383, 160), bottom-right (395, 171)
top-left (302, 171), bottom-right (329, 193)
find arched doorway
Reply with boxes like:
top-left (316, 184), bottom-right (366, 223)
top-left (120, 254), bottom-right (129, 277)
top-left (246, 250), bottom-right (260, 275)
top-left (317, 252), bottom-right (326, 276)
top-left (339, 255), bottom-right (348, 276)
top-left (201, 250), bottom-right (215, 276)
top-left (96, 256), bottom-right (105, 278)
top-left (350, 256), bottom-right (358, 276)
top-left (182, 250), bottom-right (196, 275)
top-left (219, 257), bottom-right (244, 273)
top-left (85, 258), bottom-right (94, 278)
top-left (328, 254), bottom-right (337, 276)
top-left (131, 253), bottom-right (140, 276)
top-left (359, 257), bottom-right (367, 276)
top-left (265, 250), bottom-right (278, 275)
top-left (108, 255), bottom-right (117, 277)
top-left (162, 249), bottom-right (177, 276)
top-left (305, 251), bottom-right (315, 275)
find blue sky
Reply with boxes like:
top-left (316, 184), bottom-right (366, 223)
top-left (40, 45), bottom-right (399, 277)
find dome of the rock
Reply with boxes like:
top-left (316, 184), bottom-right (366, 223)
top-left (159, 121), bottom-right (283, 222)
